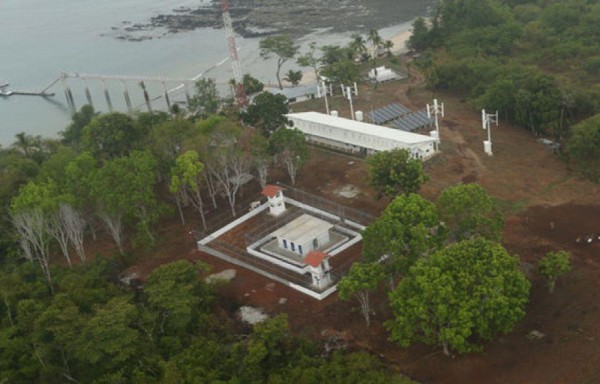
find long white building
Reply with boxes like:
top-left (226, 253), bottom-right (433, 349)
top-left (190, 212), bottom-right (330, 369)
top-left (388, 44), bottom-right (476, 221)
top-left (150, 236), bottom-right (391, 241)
top-left (286, 112), bottom-right (437, 159)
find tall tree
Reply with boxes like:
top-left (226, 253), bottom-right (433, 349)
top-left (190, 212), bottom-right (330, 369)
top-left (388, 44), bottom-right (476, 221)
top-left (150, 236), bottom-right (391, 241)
top-left (270, 128), bottom-right (309, 185)
top-left (202, 122), bottom-right (251, 217)
top-left (407, 17), bottom-right (431, 52)
top-left (337, 262), bottom-right (384, 327)
top-left (259, 35), bottom-right (299, 90)
top-left (296, 42), bottom-right (321, 79)
top-left (250, 133), bottom-right (271, 188)
top-left (437, 183), bottom-right (504, 242)
top-left (567, 113), bottom-right (600, 182)
top-left (169, 150), bottom-right (207, 228)
top-left (189, 78), bottom-right (220, 116)
top-left (349, 34), bottom-right (368, 62)
top-left (366, 148), bottom-right (428, 199)
top-left (383, 40), bottom-right (394, 56)
top-left (91, 151), bottom-right (161, 251)
top-left (387, 238), bottom-right (530, 355)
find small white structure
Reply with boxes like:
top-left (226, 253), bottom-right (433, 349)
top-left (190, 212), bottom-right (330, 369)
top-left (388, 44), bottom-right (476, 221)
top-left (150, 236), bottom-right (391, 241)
top-left (271, 214), bottom-right (333, 256)
top-left (261, 185), bottom-right (286, 216)
top-left (304, 251), bottom-right (332, 289)
top-left (286, 112), bottom-right (436, 159)
top-left (368, 66), bottom-right (402, 83)
top-left (268, 84), bottom-right (319, 104)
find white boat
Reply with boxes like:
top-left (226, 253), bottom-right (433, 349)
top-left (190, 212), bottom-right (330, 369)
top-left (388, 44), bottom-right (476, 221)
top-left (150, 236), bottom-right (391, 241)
top-left (0, 83), bottom-right (12, 96)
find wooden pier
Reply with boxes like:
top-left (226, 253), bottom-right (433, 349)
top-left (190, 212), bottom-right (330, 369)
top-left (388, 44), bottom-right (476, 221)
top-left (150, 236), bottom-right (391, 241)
top-left (0, 90), bottom-right (55, 97)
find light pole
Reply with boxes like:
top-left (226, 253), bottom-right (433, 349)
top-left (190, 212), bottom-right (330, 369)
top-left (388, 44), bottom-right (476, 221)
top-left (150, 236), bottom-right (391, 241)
top-left (427, 98), bottom-right (444, 151)
top-left (347, 86), bottom-right (355, 120)
top-left (481, 109), bottom-right (498, 156)
top-left (321, 80), bottom-right (330, 115)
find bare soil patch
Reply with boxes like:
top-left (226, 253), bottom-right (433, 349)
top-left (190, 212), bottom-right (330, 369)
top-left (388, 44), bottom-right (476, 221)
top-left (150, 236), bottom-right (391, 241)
top-left (110, 58), bottom-right (600, 383)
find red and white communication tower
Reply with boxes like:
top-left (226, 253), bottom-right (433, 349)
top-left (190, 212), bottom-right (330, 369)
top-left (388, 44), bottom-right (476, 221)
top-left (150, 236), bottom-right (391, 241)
top-left (220, 0), bottom-right (248, 107)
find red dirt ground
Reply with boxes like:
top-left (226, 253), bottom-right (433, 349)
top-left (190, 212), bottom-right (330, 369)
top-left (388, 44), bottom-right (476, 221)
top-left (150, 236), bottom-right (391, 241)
top-left (112, 61), bottom-right (600, 383)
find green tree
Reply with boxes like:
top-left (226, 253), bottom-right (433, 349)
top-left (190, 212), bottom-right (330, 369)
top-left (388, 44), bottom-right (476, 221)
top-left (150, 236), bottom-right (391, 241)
top-left (144, 260), bottom-right (212, 335)
top-left (270, 128), bottom-right (309, 185)
top-left (383, 40), bottom-right (394, 56)
top-left (387, 238), bottom-right (530, 355)
top-left (362, 193), bottom-right (444, 285)
top-left (169, 150), bottom-right (206, 227)
top-left (320, 59), bottom-right (361, 85)
top-left (283, 69), bottom-right (303, 86)
top-left (189, 78), bottom-right (220, 116)
top-left (297, 42), bottom-right (322, 79)
top-left (365, 148), bottom-right (428, 199)
top-left (74, 296), bottom-right (141, 377)
top-left (567, 114), bottom-right (600, 182)
top-left (538, 250), bottom-right (571, 293)
top-left (338, 262), bottom-right (384, 327)
top-left (242, 92), bottom-right (290, 137)
top-left (82, 112), bottom-right (141, 159)
top-left (91, 150), bottom-right (161, 251)
top-left (437, 183), bottom-right (504, 242)
top-left (348, 34), bottom-right (368, 61)
top-left (407, 17), bottom-right (430, 52)
top-left (243, 73), bottom-right (265, 95)
top-left (259, 35), bottom-right (299, 90)
top-left (60, 104), bottom-right (97, 147)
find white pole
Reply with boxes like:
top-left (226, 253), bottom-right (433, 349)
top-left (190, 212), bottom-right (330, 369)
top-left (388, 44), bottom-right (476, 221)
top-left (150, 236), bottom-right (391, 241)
top-left (341, 84), bottom-right (346, 97)
top-left (353, 82), bottom-right (358, 96)
top-left (347, 86), bottom-right (354, 120)
top-left (322, 81), bottom-right (330, 115)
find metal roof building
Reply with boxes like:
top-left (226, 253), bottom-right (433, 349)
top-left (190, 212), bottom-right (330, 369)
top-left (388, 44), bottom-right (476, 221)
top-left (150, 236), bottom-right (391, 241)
top-left (286, 112), bottom-right (437, 159)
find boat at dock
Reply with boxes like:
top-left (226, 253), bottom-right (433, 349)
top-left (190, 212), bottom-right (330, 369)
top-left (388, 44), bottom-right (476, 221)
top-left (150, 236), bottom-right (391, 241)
top-left (0, 82), bottom-right (12, 96)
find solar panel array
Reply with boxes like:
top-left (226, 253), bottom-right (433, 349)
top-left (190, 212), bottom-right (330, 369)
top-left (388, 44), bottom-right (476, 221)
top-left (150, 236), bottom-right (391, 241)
top-left (368, 103), bottom-right (411, 125)
top-left (390, 110), bottom-right (434, 132)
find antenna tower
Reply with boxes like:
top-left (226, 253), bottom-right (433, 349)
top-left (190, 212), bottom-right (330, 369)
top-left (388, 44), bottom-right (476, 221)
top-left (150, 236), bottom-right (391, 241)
top-left (427, 98), bottom-right (444, 151)
top-left (481, 109), bottom-right (498, 156)
top-left (220, 0), bottom-right (247, 107)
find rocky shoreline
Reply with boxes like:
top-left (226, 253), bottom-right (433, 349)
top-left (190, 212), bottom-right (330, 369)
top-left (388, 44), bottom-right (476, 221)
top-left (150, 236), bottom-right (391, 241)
top-left (108, 0), bottom-right (373, 42)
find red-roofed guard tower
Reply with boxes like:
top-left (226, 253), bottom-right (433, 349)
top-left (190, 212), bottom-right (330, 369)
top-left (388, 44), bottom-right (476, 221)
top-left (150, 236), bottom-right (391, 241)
top-left (261, 185), bottom-right (286, 216)
top-left (304, 251), bottom-right (332, 289)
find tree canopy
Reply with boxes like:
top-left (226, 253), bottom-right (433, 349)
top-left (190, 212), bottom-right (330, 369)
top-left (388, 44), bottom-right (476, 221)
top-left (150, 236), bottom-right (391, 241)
top-left (387, 238), bottom-right (530, 355)
top-left (242, 92), bottom-right (290, 137)
top-left (362, 193), bottom-right (444, 282)
top-left (437, 183), bottom-right (504, 242)
top-left (366, 148), bottom-right (428, 199)
top-left (259, 35), bottom-right (299, 90)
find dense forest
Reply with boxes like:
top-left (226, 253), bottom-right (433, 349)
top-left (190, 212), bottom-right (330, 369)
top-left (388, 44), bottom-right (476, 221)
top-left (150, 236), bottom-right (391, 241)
top-left (1, 0), bottom-right (599, 382)
top-left (408, 0), bottom-right (600, 181)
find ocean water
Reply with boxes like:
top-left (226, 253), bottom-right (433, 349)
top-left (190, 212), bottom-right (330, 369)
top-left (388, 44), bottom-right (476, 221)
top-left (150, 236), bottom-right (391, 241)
top-left (0, 0), bottom-right (431, 146)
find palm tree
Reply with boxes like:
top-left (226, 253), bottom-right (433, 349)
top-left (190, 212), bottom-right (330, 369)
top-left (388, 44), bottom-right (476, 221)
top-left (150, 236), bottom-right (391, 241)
top-left (349, 34), bottom-right (367, 62)
top-left (12, 132), bottom-right (39, 158)
top-left (383, 40), bottom-right (394, 57)
top-left (367, 29), bottom-right (383, 59)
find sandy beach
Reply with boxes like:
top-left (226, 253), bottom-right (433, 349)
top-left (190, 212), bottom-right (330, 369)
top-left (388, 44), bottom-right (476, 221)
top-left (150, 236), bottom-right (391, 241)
top-left (297, 28), bottom-right (412, 86)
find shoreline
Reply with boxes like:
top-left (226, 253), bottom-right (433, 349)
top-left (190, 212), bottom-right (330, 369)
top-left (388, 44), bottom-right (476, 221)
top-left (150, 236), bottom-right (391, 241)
top-left (296, 27), bottom-right (413, 86)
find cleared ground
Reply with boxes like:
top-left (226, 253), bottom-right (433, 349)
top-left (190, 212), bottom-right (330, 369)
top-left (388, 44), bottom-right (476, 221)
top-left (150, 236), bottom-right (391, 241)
top-left (121, 62), bottom-right (600, 383)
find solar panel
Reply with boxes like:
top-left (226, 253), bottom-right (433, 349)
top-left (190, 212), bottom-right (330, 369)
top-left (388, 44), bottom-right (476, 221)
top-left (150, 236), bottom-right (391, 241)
top-left (390, 109), bottom-right (433, 132)
top-left (368, 103), bottom-right (411, 124)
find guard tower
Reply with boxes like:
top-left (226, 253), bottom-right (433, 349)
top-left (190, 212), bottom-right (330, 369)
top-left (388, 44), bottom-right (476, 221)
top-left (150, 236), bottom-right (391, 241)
top-left (304, 251), bottom-right (332, 289)
top-left (261, 184), bottom-right (286, 216)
